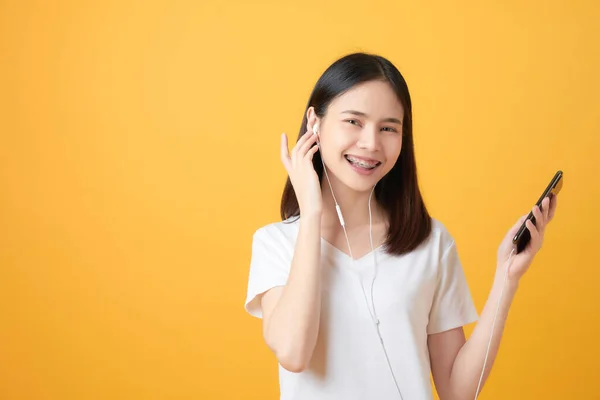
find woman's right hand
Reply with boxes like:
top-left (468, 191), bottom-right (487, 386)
top-left (280, 130), bottom-right (322, 216)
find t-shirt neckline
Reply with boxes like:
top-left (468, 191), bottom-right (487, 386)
top-left (320, 236), bottom-right (386, 265)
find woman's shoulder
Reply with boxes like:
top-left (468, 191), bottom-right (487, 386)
top-left (429, 217), bottom-right (453, 237)
top-left (252, 216), bottom-right (300, 244)
top-left (420, 216), bottom-right (458, 251)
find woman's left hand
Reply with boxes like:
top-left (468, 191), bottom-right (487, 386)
top-left (497, 194), bottom-right (559, 283)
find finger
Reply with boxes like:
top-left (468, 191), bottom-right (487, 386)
top-left (541, 196), bottom-right (550, 222)
top-left (305, 142), bottom-right (319, 161)
top-left (291, 131), bottom-right (312, 160)
top-left (532, 204), bottom-right (545, 233)
top-left (280, 133), bottom-right (292, 173)
top-left (526, 219), bottom-right (541, 251)
top-left (502, 215), bottom-right (527, 252)
top-left (299, 131), bottom-right (318, 157)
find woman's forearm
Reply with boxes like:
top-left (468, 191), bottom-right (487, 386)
top-left (449, 268), bottom-right (519, 399)
top-left (264, 213), bottom-right (322, 372)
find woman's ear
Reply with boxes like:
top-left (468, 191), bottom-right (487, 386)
top-left (306, 107), bottom-right (319, 134)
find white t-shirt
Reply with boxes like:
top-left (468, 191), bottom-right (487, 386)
top-left (244, 217), bottom-right (479, 400)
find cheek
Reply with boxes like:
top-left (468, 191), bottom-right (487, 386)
top-left (384, 138), bottom-right (403, 163)
top-left (324, 135), bottom-right (354, 157)
top-left (320, 139), bottom-right (342, 165)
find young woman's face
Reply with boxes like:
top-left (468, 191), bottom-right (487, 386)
top-left (317, 80), bottom-right (404, 193)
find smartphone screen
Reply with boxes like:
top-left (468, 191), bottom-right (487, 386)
top-left (512, 170), bottom-right (563, 253)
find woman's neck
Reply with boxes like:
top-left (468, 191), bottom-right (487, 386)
top-left (320, 175), bottom-right (386, 230)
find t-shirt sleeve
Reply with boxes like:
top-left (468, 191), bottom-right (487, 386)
top-left (427, 239), bottom-right (479, 334)
top-left (244, 226), bottom-right (292, 319)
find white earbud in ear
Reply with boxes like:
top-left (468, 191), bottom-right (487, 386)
top-left (312, 123), bottom-right (319, 135)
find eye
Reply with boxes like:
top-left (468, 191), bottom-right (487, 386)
top-left (345, 119), bottom-right (361, 126)
top-left (381, 127), bottom-right (399, 133)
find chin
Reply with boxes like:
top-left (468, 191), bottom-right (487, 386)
top-left (337, 170), bottom-right (385, 193)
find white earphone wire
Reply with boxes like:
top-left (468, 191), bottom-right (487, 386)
top-left (314, 124), bottom-right (510, 400)
top-left (315, 126), bottom-right (404, 399)
top-left (474, 246), bottom-right (516, 399)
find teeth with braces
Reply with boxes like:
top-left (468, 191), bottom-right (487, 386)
top-left (346, 156), bottom-right (379, 169)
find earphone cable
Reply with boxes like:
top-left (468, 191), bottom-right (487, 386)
top-left (474, 247), bottom-right (516, 399)
top-left (318, 136), bottom-right (404, 399)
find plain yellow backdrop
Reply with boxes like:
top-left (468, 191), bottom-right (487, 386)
top-left (1, 1), bottom-right (598, 399)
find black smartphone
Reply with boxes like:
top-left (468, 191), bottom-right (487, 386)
top-left (513, 170), bottom-right (563, 253)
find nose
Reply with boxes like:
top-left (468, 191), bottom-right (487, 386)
top-left (357, 125), bottom-right (379, 151)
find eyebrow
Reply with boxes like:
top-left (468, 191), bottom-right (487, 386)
top-left (341, 110), bottom-right (402, 124)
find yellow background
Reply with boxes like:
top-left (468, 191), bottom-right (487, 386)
top-left (1, 1), bottom-right (598, 399)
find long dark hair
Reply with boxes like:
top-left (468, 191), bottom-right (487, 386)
top-left (280, 52), bottom-right (432, 256)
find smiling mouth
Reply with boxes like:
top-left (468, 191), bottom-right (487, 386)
top-left (344, 155), bottom-right (381, 170)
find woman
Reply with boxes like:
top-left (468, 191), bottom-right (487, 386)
top-left (244, 52), bottom-right (557, 400)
